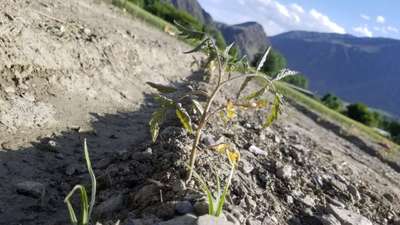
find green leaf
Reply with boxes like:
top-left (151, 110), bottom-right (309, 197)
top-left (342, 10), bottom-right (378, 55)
top-left (244, 87), bottom-right (267, 100)
top-left (223, 42), bottom-right (235, 58)
top-left (64, 185), bottom-right (89, 225)
top-left (263, 94), bottom-right (281, 128)
top-left (184, 38), bottom-right (209, 54)
top-left (174, 20), bottom-right (204, 40)
top-left (190, 168), bottom-right (215, 215)
top-left (83, 139), bottom-right (96, 220)
top-left (146, 82), bottom-right (177, 93)
top-left (192, 99), bottom-right (204, 115)
top-left (154, 95), bottom-right (175, 108)
top-left (236, 76), bottom-right (253, 99)
top-left (256, 46), bottom-right (271, 72)
top-left (149, 108), bottom-right (167, 142)
top-left (176, 104), bottom-right (193, 133)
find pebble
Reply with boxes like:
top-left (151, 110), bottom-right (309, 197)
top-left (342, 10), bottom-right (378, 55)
top-left (196, 215), bottom-right (234, 225)
top-left (248, 145), bottom-right (267, 156)
top-left (348, 185), bottom-right (361, 202)
top-left (15, 181), bottom-right (45, 198)
top-left (327, 204), bottom-right (372, 225)
top-left (159, 214), bottom-right (197, 225)
top-left (94, 194), bottom-right (124, 217)
top-left (276, 164), bottom-right (293, 179)
top-left (193, 201), bottom-right (209, 216)
top-left (318, 214), bottom-right (341, 225)
top-left (240, 159), bottom-right (254, 174)
top-left (175, 201), bottom-right (193, 214)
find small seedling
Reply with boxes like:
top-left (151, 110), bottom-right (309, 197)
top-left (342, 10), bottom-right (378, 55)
top-left (64, 139), bottom-right (96, 225)
top-left (148, 21), bottom-right (292, 181)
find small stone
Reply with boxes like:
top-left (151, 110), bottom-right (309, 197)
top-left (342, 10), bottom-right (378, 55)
top-left (240, 159), bottom-right (254, 174)
top-left (327, 204), bottom-right (372, 225)
top-left (175, 201), bottom-right (193, 214)
top-left (245, 195), bottom-right (257, 211)
top-left (276, 164), bottom-right (293, 179)
top-left (383, 193), bottom-right (395, 203)
top-left (248, 145), bottom-right (267, 156)
top-left (246, 218), bottom-right (262, 225)
top-left (193, 201), bottom-right (209, 216)
top-left (274, 135), bottom-right (281, 143)
top-left (225, 212), bottom-right (241, 225)
top-left (172, 179), bottom-right (186, 192)
top-left (202, 134), bottom-right (216, 146)
top-left (94, 194), bottom-right (124, 217)
top-left (286, 195), bottom-right (294, 204)
top-left (326, 197), bottom-right (345, 208)
top-left (196, 215), bottom-right (234, 225)
top-left (329, 178), bottom-right (348, 192)
top-left (159, 214), bottom-right (197, 225)
top-left (348, 185), bottom-right (361, 202)
top-left (318, 214), bottom-right (341, 225)
top-left (83, 28), bottom-right (91, 35)
top-left (16, 181), bottom-right (45, 198)
top-left (300, 195), bottom-right (315, 208)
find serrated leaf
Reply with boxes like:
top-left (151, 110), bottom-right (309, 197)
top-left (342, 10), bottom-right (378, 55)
top-left (184, 38), bottom-right (209, 54)
top-left (149, 108), bottom-right (167, 142)
top-left (147, 82), bottom-right (177, 93)
top-left (192, 99), bottom-right (204, 115)
top-left (236, 76), bottom-right (253, 99)
top-left (263, 94), bottom-right (281, 128)
top-left (256, 46), bottom-right (271, 72)
top-left (244, 87), bottom-right (266, 100)
top-left (176, 104), bottom-right (193, 133)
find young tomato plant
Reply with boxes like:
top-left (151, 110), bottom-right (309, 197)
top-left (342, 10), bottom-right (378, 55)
top-left (147, 22), bottom-right (293, 181)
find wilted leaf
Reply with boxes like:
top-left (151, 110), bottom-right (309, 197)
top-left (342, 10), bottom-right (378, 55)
top-left (146, 82), bottom-right (177, 93)
top-left (263, 94), bottom-right (281, 128)
top-left (210, 143), bottom-right (230, 153)
top-left (192, 99), bottom-right (204, 115)
top-left (226, 100), bottom-right (236, 120)
top-left (227, 150), bottom-right (240, 167)
top-left (244, 87), bottom-right (267, 100)
top-left (176, 103), bottom-right (193, 133)
top-left (255, 99), bottom-right (268, 108)
top-left (236, 76), bottom-right (253, 99)
top-left (149, 108), bottom-right (167, 142)
top-left (184, 38), bottom-right (209, 54)
top-left (256, 46), bottom-right (271, 72)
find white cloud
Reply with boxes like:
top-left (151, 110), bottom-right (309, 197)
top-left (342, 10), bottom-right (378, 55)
top-left (360, 14), bottom-right (370, 21)
top-left (353, 25), bottom-right (373, 37)
top-left (199, 0), bottom-right (346, 35)
top-left (290, 3), bottom-right (305, 14)
top-left (376, 16), bottom-right (385, 24)
top-left (309, 9), bottom-right (346, 34)
top-left (387, 26), bottom-right (399, 34)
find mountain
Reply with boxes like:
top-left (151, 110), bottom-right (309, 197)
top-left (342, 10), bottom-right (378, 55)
top-left (163, 0), bottom-right (269, 60)
top-left (270, 31), bottom-right (400, 117)
top-left (217, 22), bottom-right (269, 62)
top-left (162, 0), bottom-right (213, 25)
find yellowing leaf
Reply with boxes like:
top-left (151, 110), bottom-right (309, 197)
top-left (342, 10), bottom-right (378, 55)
top-left (263, 94), bottom-right (281, 128)
top-left (176, 104), bottom-right (193, 133)
top-left (147, 82), bottom-right (177, 93)
top-left (256, 99), bottom-right (268, 108)
top-left (210, 143), bottom-right (230, 153)
top-left (149, 108), bottom-right (167, 142)
top-left (226, 100), bottom-right (236, 120)
top-left (227, 150), bottom-right (240, 167)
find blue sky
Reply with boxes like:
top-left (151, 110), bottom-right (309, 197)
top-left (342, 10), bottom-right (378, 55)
top-left (197, 0), bottom-right (400, 39)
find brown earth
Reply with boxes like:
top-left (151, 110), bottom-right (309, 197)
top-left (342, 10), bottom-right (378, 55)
top-left (0, 0), bottom-right (399, 225)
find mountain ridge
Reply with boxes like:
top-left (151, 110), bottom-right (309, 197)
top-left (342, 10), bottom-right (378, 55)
top-left (271, 30), bottom-right (400, 117)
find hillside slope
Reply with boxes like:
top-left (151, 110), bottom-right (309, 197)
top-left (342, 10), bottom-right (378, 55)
top-left (0, 1), bottom-right (399, 225)
top-left (271, 31), bottom-right (400, 117)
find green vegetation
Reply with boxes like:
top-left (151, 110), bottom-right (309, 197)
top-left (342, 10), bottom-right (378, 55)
top-left (148, 23), bottom-right (283, 184)
top-left (252, 48), bottom-right (287, 76)
top-left (64, 139), bottom-right (96, 225)
top-left (321, 93), bottom-right (344, 111)
top-left (281, 73), bottom-right (308, 89)
top-left (126, 0), bottom-right (226, 48)
top-left (346, 103), bottom-right (377, 127)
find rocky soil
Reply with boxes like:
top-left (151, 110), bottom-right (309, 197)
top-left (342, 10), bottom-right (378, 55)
top-left (0, 0), bottom-right (399, 225)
